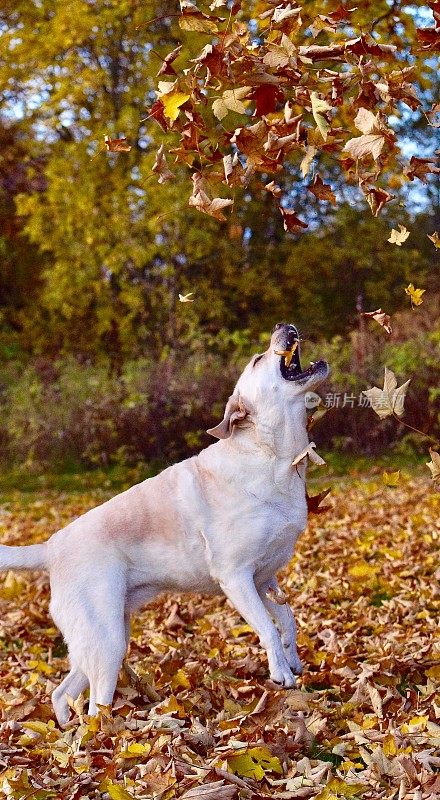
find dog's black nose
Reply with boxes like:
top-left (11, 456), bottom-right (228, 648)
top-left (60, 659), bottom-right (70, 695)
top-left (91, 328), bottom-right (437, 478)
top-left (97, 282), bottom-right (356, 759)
top-left (272, 322), bottom-right (296, 333)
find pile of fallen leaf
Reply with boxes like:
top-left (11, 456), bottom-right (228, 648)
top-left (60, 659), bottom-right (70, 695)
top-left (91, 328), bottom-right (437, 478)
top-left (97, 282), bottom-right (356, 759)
top-left (0, 476), bottom-right (439, 799)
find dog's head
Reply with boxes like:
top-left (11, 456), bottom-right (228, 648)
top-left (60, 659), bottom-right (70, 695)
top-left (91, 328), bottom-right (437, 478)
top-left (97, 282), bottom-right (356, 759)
top-left (207, 322), bottom-right (329, 441)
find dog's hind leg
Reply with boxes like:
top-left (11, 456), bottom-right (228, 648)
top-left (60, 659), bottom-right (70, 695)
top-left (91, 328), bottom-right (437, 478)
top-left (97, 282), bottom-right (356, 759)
top-left (52, 667), bottom-right (88, 727)
top-left (50, 563), bottom-right (128, 718)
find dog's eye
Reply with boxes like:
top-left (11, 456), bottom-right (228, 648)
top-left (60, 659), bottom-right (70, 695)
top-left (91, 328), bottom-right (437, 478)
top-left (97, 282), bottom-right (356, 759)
top-left (252, 355), bottom-right (264, 367)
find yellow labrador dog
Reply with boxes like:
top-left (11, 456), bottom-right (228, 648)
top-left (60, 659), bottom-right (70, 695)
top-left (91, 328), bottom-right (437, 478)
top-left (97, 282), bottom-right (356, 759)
top-left (0, 323), bottom-right (328, 725)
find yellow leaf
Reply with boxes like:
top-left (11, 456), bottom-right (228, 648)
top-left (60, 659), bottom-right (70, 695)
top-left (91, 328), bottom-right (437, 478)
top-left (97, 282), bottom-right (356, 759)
top-left (162, 92), bottom-right (191, 122)
top-left (157, 694), bottom-right (186, 717)
top-left (425, 664), bottom-right (440, 680)
top-left (382, 470), bottom-right (400, 487)
top-left (21, 720), bottom-right (53, 735)
top-left (316, 778), bottom-right (366, 799)
top-left (231, 623), bottom-right (253, 637)
top-left (405, 282), bottom-right (425, 307)
top-left (348, 561), bottom-right (377, 580)
top-left (1, 571), bottom-right (26, 598)
top-left (28, 659), bottom-right (54, 675)
top-left (171, 668), bottom-right (191, 689)
top-left (119, 742), bottom-right (152, 758)
top-left (99, 780), bottom-right (136, 800)
top-left (228, 746), bottom-right (282, 780)
top-left (383, 734), bottom-right (398, 756)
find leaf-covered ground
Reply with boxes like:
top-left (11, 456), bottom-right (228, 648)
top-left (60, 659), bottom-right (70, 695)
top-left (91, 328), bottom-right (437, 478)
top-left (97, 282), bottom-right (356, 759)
top-left (0, 476), bottom-right (439, 799)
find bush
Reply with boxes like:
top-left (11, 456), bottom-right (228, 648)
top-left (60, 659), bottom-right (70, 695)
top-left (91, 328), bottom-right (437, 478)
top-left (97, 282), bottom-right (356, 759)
top-left (0, 298), bottom-right (438, 470)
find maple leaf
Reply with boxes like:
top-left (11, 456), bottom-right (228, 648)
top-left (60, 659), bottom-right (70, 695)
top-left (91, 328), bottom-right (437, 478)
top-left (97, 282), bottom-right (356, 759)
top-left (162, 91), bottom-right (191, 123)
top-left (308, 174), bottom-right (337, 205)
top-left (310, 91), bottom-right (332, 141)
top-left (427, 231), bottom-right (440, 248)
top-left (362, 308), bottom-right (392, 335)
top-left (426, 450), bottom-right (440, 481)
top-left (179, 292), bottom-right (194, 303)
top-left (279, 207), bottom-right (308, 232)
top-left (383, 470), bottom-right (401, 487)
top-left (179, 0), bottom-right (219, 33)
top-left (212, 86), bottom-right (251, 121)
top-left (388, 224), bottom-right (410, 246)
top-left (404, 156), bottom-right (440, 183)
top-left (306, 488), bottom-right (331, 514)
top-left (344, 133), bottom-right (385, 161)
top-left (300, 145), bottom-right (317, 177)
top-left (156, 45), bottom-right (182, 77)
top-left (292, 442), bottom-right (326, 467)
top-left (189, 173), bottom-right (233, 220)
top-left (405, 282), bottom-right (425, 307)
top-left (104, 135), bottom-right (131, 153)
top-left (362, 367), bottom-right (411, 419)
top-left (152, 144), bottom-right (173, 184)
top-left (228, 746), bottom-right (282, 780)
top-left (363, 186), bottom-right (394, 217)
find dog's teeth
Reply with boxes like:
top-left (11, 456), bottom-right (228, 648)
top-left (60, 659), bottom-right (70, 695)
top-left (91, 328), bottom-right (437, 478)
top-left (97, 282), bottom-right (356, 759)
top-left (310, 361), bottom-right (315, 366)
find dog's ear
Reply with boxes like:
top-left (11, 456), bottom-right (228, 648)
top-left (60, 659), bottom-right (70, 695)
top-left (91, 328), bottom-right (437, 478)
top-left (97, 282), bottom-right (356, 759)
top-left (207, 394), bottom-right (250, 439)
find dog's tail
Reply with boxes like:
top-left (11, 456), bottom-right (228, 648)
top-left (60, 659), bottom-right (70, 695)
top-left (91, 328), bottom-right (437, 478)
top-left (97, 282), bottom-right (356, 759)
top-left (0, 543), bottom-right (47, 571)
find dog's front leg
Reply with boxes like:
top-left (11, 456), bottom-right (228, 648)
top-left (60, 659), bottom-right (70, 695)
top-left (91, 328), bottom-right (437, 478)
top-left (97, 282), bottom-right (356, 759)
top-left (258, 577), bottom-right (302, 675)
top-left (219, 569), bottom-right (295, 687)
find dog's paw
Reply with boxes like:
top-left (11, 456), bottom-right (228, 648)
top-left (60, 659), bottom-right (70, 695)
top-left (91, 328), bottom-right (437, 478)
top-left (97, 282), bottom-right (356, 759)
top-left (282, 642), bottom-right (303, 675)
top-left (268, 659), bottom-right (296, 688)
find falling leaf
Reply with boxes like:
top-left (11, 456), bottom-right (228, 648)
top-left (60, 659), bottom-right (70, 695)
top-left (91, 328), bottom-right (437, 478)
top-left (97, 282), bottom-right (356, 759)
top-left (292, 442), bottom-right (326, 467)
top-left (279, 207), bottom-right (308, 232)
top-left (308, 174), bottom-right (337, 205)
top-left (179, 292), bottom-right (194, 303)
top-left (189, 174), bottom-right (233, 221)
top-left (388, 225), bottom-right (410, 246)
top-left (427, 231), bottom-right (440, 248)
top-left (405, 283), bottom-right (425, 307)
top-left (310, 91), bottom-right (331, 140)
top-left (426, 449), bottom-right (440, 481)
top-left (104, 135), bottom-right (131, 153)
top-left (344, 133), bottom-right (385, 160)
top-left (364, 186), bottom-right (394, 217)
top-left (162, 91), bottom-right (191, 122)
top-left (383, 471), bottom-right (400, 487)
top-left (362, 367), bottom-right (411, 419)
top-left (306, 488), bottom-right (331, 514)
top-left (156, 45), bottom-right (182, 77)
top-left (274, 340), bottom-right (298, 367)
top-left (152, 144), bottom-right (173, 184)
top-left (212, 87), bottom-right (251, 121)
top-left (362, 308), bottom-right (392, 334)
top-left (300, 145), bottom-right (317, 177)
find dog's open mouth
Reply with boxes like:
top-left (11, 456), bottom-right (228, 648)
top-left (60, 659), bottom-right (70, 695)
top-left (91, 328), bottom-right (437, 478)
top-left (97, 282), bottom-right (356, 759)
top-left (276, 328), bottom-right (327, 383)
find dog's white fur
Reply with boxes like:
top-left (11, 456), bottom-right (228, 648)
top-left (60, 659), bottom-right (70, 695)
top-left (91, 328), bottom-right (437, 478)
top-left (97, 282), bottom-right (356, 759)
top-left (0, 324), bottom-right (328, 725)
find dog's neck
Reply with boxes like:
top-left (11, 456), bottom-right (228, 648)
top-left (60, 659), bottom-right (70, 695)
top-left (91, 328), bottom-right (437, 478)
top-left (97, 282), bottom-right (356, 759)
top-left (207, 400), bottom-right (309, 495)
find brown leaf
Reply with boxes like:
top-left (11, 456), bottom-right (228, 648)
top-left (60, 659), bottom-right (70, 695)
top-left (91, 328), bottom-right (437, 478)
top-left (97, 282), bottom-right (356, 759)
top-left (363, 186), bottom-right (394, 216)
top-left (306, 488), bottom-right (331, 515)
top-left (152, 144), bottom-right (174, 184)
top-left (157, 45), bottom-right (182, 77)
top-left (308, 175), bottom-right (337, 205)
top-left (404, 156), bottom-right (440, 183)
top-left (181, 782), bottom-right (238, 799)
top-left (189, 173), bottom-right (233, 220)
top-left (104, 135), bottom-right (131, 153)
top-left (362, 308), bottom-right (392, 334)
top-left (279, 207), bottom-right (308, 232)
